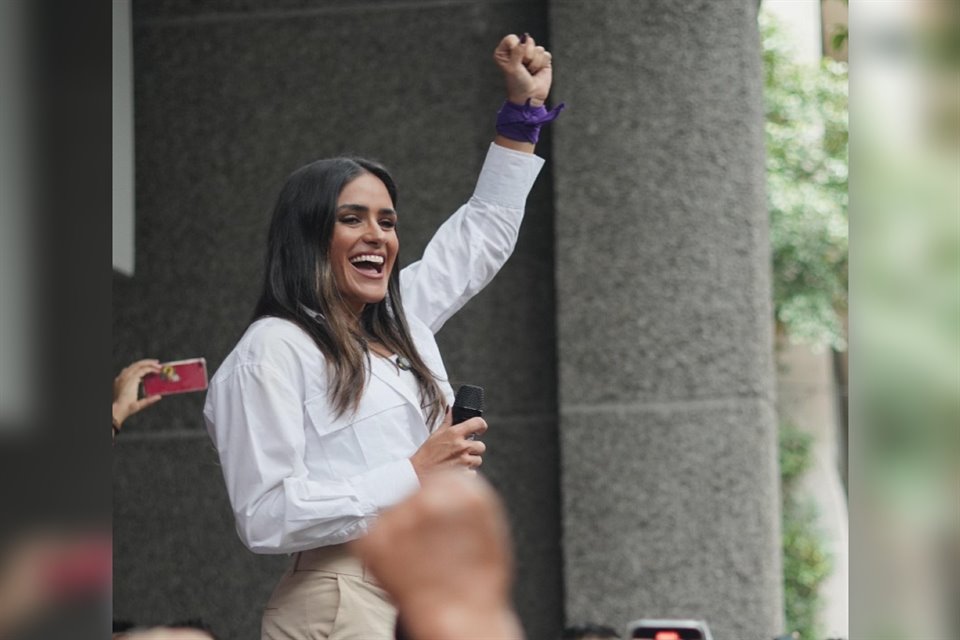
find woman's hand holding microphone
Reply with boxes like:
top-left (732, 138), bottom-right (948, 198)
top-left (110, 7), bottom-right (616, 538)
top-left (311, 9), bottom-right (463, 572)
top-left (410, 409), bottom-right (487, 479)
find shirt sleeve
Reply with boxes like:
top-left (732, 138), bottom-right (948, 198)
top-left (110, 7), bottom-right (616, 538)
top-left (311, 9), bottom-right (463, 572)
top-left (204, 359), bottom-right (420, 554)
top-left (400, 143), bottom-right (545, 333)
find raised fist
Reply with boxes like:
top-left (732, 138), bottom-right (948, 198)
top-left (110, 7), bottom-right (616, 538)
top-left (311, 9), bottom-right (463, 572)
top-left (493, 33), bottom-right (553, 107)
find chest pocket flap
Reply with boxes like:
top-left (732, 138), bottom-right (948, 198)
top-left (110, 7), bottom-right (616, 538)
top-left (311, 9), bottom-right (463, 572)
top-left (304, 378), bottom-right (410, 438)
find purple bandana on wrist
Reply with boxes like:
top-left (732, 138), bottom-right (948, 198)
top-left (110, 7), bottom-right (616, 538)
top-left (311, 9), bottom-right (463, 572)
top-left (495, 99), bottom-right (566, 144)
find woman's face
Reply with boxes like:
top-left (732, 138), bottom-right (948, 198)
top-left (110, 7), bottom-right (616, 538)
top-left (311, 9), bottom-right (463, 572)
top-left (328, 172), bottom-right (399, 315)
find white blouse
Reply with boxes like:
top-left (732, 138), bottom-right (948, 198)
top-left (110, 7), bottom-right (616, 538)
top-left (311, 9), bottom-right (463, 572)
top-left (203, 143), bottom-right (544, 554)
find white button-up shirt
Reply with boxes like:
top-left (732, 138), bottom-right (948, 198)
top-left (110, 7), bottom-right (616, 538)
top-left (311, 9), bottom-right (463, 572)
top-left (203, 143), bottom-right (544, 554)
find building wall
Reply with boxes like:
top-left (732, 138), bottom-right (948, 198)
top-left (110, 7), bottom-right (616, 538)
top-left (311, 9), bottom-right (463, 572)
top-left (112, 2), bottom-right (562, 638)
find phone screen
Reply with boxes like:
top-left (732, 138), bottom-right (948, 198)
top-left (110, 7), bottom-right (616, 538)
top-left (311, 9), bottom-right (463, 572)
top-left (629, 624), bottom-right (708, 640)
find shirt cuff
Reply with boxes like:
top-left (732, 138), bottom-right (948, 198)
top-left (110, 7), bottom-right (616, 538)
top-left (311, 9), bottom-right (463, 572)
top-left (350, 458), bottom-right (421, 514)
top-left (472, 142), bottom-right (545, 209)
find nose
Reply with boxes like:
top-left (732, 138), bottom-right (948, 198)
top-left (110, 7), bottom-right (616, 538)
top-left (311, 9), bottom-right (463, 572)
top-left (361, 219), bottom-right (385, 244)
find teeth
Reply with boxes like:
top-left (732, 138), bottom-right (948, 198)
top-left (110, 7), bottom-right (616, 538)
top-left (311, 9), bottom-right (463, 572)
top-left (350, 254), bottom-right (384, 264)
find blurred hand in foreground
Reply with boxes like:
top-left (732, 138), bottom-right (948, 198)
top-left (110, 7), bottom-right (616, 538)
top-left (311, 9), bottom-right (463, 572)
top-left (353, 472), bottom-right (523, 640)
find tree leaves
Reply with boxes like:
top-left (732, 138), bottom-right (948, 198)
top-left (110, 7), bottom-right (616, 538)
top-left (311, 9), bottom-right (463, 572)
top-left (761, 13), bottom-right (849, 350)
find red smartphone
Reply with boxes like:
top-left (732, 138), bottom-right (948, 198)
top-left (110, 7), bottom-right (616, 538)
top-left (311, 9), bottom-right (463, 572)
top-left (626, 619), bottom-right (713, 640)
top-left (142, 357), bottom-right (208, 396)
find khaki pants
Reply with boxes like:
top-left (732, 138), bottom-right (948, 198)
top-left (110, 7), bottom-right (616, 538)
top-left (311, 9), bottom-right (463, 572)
top-left (261, 543), bottom-right (397, 640)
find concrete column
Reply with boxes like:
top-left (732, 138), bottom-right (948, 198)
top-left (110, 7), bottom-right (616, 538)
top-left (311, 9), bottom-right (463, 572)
top-left (549, 1), bottom-right (784, 638)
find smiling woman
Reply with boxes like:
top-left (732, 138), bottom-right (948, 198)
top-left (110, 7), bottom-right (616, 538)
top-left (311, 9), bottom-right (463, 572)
top-left (330, 174), bottom-right (400, 313)
top-left (202, 33), bottom-right (561, 640)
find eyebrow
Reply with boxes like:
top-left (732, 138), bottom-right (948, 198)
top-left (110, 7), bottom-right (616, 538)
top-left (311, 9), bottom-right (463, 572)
top-left (336, 203), bottom-right (397, 216)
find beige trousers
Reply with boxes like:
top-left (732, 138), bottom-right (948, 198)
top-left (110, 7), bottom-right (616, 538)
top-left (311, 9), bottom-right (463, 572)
top-left (261, 543), bottom-right (397, 640)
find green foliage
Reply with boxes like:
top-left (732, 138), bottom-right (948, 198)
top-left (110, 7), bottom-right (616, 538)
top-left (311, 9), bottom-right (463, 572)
top-left (782, 501), bottom-right (833, 640)
top-left (831, 0), bottom-right (850, 50)
top-left (831, 27), bottom-right (848, 53)
top-left (779, 423), bottom-right (833, 640)
top-left (779, 422), bottom-right (814, 491)
top-left (761, 12), bottom-right (849, 350)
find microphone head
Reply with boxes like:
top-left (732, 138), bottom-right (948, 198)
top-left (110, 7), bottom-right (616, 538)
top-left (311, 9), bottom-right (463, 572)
top-left (453, 384), bottom-right (484, 413)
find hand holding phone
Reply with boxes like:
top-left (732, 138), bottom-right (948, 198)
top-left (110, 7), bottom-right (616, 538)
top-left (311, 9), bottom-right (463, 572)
top-left (141, 358), bottom-right (208, 397)
top-left (626, 619), bottom-right (713, 640)
top-left (113, 359), bottom-right (164, 433)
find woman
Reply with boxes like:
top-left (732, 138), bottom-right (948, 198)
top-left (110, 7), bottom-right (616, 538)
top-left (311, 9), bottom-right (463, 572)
top-left (204, 33), bottom-right (560, 639)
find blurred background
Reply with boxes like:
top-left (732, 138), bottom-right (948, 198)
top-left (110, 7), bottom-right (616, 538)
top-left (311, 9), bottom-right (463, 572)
top-left (0, 0), bottom-right (956, 638)
top-left (846, 1), bottom-right (959, 640)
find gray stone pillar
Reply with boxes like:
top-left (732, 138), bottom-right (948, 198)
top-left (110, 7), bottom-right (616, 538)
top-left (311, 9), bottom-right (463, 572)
top-left (549, 1), bottom-right (784, 638)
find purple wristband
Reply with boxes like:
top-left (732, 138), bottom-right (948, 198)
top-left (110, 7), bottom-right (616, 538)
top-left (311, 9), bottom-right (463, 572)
top-left (495, 99), bottom-right (566, 144)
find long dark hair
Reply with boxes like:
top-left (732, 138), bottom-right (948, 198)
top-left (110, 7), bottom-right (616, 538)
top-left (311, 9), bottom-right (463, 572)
top-left (253, 157), bottom-right (445, 426)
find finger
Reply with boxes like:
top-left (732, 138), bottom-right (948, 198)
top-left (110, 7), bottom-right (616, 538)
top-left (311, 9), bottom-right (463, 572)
top-left (526, 47), bottom-right (551, 74)
top-left (125, 359), bottom-right (162, 375)
top-left (460, 451), bottom-right (484, 469)
top-left (469, 417), bottom-right (488, 437)
top-left (131, 395), bottom-right (162, 413)
top-left (467, 440), bottom-right (487, 457)
top-left (455, 417), bottom-right (487, 439)
top-left (493, 33), bottom-right (522, 68)
top-left (494, 33), bottom-right (520, 57)
top-left (438, 406), bottom-right (453, 430)
top-left (509, 36), bottom-right (526, 68)
top-left (520, 33), bottom-right (536, 64)
top-left (119, 360), bottom-right (161, 383)
top-left (134, 364), bottom-right (163, 381)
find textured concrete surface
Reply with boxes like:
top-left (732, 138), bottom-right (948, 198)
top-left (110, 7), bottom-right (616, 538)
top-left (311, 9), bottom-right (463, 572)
top-left (550, 0), bottom-right (783, 637)
top-left (113, 436), bottom-right (288, 638)
top-left (561, 401), bottom-right (781, 639)
top-left (114, 1), bottom-right (561, 638)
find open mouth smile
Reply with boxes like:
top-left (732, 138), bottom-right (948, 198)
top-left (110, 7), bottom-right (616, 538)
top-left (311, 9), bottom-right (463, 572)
top-left (349, 253), bottom-right (386, 277)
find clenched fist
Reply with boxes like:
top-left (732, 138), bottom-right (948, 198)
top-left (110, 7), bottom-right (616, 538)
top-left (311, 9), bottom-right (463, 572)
top-left (493, 33), bottom-right (553, 107)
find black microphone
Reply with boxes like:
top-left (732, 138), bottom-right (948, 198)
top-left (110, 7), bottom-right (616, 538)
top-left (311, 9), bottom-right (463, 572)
top-left (452, 384), bottom-right (484, 440)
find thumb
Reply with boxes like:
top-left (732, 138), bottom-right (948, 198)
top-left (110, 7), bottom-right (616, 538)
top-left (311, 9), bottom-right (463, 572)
top-left (508, 36), bottom-right (526, 68)
top-left (131, 394), bottom-right (162, 414)
top-left (438, 406), bottom-right (453, 430)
